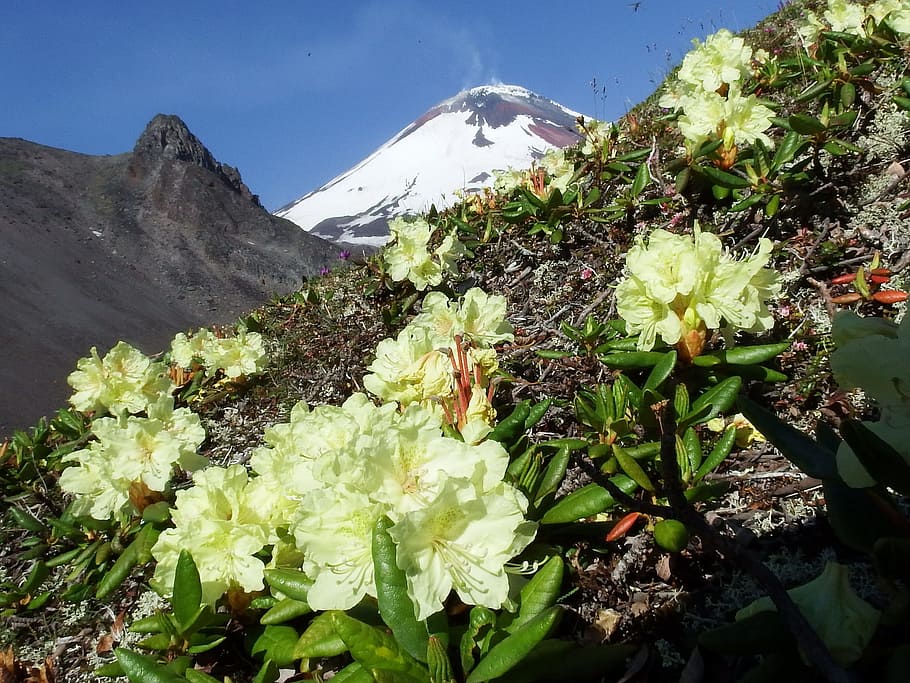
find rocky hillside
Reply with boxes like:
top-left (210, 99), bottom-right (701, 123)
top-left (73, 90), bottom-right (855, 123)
top-left (0, 116), bottom-right (340, 432)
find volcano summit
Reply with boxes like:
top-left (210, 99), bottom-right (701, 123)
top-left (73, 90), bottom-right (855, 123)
top-left (276, 85), bottom-right (584, 247)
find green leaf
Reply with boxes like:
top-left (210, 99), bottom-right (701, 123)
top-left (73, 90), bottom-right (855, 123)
top-left (330, 662), bottom-right (374, 683)
top-left (894, 96), bottom-right (910, 112)
top-left (695, 425), bottom-right (737, 481)
top-left (840, 420), bottom-right (910, 495)
top-left (737, 396), bottom-right (838, 479)
top-left (698, 164), bottom-right (751, 189)
top-left (539, 476), bottom-right (638, 524)
top-left (8, 507), bottom-right (49, 535)
top-left (96, 537), bottom-right (141, 601)
top-left (460, 605), bottom-right (498, 675)
top-left (704, 342), bottom-right (789, 366)
top-left (643, 350), bottom-right (677, 391)
top-left (687, 376), bottom-right (742, 425)
top-left (533, 447), bottom-right (571, 507)
top-left (250, 659), bottom-right (280, 683)
top-left (264, 568), bottom-right (314, 603)
top-left (250, 625), bottom-right (300, 668)
top-left (332, 611), bottom-right (428, 682)
top-left (114, 648), bottom-right (187, 683)
top-left (488, 401), bottom-right (532, 446)
top-left (682, 427), bottom-right (702, 477)
top-left (524, 399), bottom-right (553, 430)
top-left (294, 611), bottom-right (348, 659)
top-left (172, 550), bottom-right (203, 633)
top-left (509, 556), bottom-right (564, 633)
top-left (599, 351), bottom-right (667, 369)
top-left (612, 444), bottom-right (655, 492)
top-left (788, 113), bottom-right (826, 135)
top-left (630, 161), bottom-right (650, 198)
top-left (466, 606), bottom-right (562, 683)
top-left (260, 596), bottom-right (313, 625)
top-left (673, 383), bottom-right (690, 420)
top-left (373, 516), bottom-right (429, 662)
top-left (184, 670), bottom-right (222, 683)
top-left (427, 635), bottom-right (456, 683)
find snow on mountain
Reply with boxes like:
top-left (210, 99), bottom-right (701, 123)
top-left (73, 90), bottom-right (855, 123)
top-left (276, 84), bottom-right (584, 247)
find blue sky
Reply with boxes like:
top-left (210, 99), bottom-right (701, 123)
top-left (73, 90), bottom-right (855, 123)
top-left (1, 1), bottom-right (782, 211)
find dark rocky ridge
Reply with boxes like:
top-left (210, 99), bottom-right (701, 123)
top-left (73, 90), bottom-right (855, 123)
top-left (0, 115), bottom-right (340, 433)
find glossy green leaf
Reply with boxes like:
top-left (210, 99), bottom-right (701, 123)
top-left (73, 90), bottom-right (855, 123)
top-left (694, 425), bottom-right (737, 481)
top-left (631, 161), bottom-right (650, 198)
top-left (294, 611), bottom-right (348, 659)
top-left (698, 164), bottom-right (751, 189)
top-left (612, 444), bottom-right (655, 492)
top-left (539, 476), bottom-right (638, 524)
top-left (509, 556), bottom-right (564, 633)
top-left (264, 568), bottom-right (314, 603)
top-left (332, 611), bottom-right (428, 682)
top-left (373, 516), bottom-right (428, 662)
top-left (788, 113), bottom-right (826, 135)
top-left (533, 447), bottom-right (570, 507)
top-left (96, 533), bottom-right (143, 601)
top-left (172, 550), bottom-right (203, 632)
top-left (8, 507), bottom-right (49, 535)
top-left (488, 401), bottom-right (531, 445)
top-left (683, 427), bottom-right (702, 477)
top-left (260, 597), bottom-right (313, 625)
top-left (688, 375), bottom-right (742, 425)
top-left (184, 669), bottom-right (223, 683)
top-left (427, 635), bottom-right (455, 683)
top-left (673, 383), bottom-right (690, 423)
top-left (466, 606), bottom-right (562, 683)
top-left (694, 342), bottom-right (789, 366)
top-left (643, 350), bottom-right (677, 391)
top-left (599, 351), bottom-right (667, 368)
top-left (114, 648), bottom-right (186, 683)
top-left (250, 625), bottom-right (300, 668)
top-left (460, 605), bottom-right (498, 675)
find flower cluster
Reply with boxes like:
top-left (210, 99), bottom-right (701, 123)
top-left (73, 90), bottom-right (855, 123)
top-left (60, 327), bottom-right (270, 521)
top-left (170, 327), bottom-right (267, 379)
top-left (59, 395), bottom-right (207, 520)
top-left (383, 216), bottom-right (465, 291)
top-left (363, 287), bottom-right (513, 442)
top-left (799, 0), bottom-right (910, 48)
top-left (579, 118), bottom-right (616, 159)
top-left (659, 29), bottom-right (773, 161)
top-left (829, 311), bottom-right (910, 486)
top-left (493, 148), bottom-right (578, 197)
top-left (67, 341), bottom-right (172, 417)
top-left (152, 395), bottom-right (536, 619)
top-left (614, 224), bottom-right (781, 360)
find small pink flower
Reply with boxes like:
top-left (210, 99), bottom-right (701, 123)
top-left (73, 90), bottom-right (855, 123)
top-left (791, 340), bottom-right (809, 352)
top-left (581, 268), bottom-right (594, 280)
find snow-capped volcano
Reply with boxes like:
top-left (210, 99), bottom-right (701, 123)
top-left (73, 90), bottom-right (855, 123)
top-left (276, 84), bottom-right (584, 247)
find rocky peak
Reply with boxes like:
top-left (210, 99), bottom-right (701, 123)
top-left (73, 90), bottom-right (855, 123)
top-left (132, 114), bottom-right (260, 206)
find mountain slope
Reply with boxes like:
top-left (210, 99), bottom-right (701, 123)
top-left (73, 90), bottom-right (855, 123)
top-left (0, 115), bottom-right (340, 432)
top-left (276, 85), bottom-right (583, 246)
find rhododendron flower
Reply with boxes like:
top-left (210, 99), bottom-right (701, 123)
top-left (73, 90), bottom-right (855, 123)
top-left (169, 329), bottom-right (217, 368)
top-left (415, 288), bottom-right (514, 348)
top-left (824, 0), bottom-right (867, 35)
top-left (539, 148), bottom-right (576, 194)
top-left (291, 484), bottom-right (385, 611)
top-left (68, 341), bottom-right (172, 416)
top-left (675, 85), bottom-right (775, 152)
top-left (363, 326), bottom-right (453, 407)
top-left (493, 168), bottom-right (530, 195)
top-left (829, 311), bottom-right (910, 487)
top-left (364, 404), bottom-right (509, 515)
top-left (869, 0), bottom-right (910, 33)
top-left (677, 28), bottom-right (758, 92)
top-left (615, 225), bottom-right (780, 360)
top-left (151, 465), bottom-right (271, 605)
top-left (389, 477), bottom-right (536, 620)
top-left (580, 118), bottom-right (615, 157)
top-left (384, 217), bottom-right (464, 291)
top-left (59, 408), bottom-right (206, 520)
top-left (737, 562), bottom-right (880, 665)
